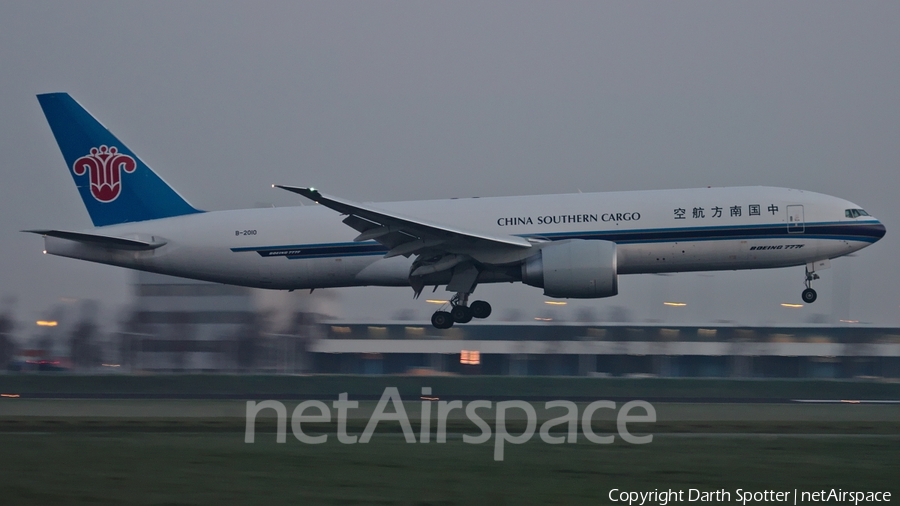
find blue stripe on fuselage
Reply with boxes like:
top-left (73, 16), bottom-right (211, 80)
top-left (544, 221), bottom-right (884, 244)
top-left (230, 221), bottom-right (884, 259)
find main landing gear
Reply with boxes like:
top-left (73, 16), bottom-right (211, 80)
top-left (802, 265), bottom-right (819, 304)
top-left (431, 293), bottom-right (492, 329)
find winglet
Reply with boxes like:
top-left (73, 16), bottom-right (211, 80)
top-left (274, 185), bottom-right (321, 202)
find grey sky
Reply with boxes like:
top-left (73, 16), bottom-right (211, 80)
top-left (1, 2), bottom-right (898, 328)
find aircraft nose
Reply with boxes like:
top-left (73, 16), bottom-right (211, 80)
top-left (872, 220), bottom-right (886, 241)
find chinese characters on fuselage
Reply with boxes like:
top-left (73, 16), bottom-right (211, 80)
top-left (674, 204), bottom-right (779, 220)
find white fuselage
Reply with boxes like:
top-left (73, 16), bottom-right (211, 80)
top-left (43, 186), bottom-right (885, 293)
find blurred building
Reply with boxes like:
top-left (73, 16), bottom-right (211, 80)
top-left (118, 272), bottom-right (332, 372)
top-left (308, 322), bottom-right (900, 378)
top-left (41, 270), bottom-right (896, 379)
top-left (120, 272), bottom-right (255, 371)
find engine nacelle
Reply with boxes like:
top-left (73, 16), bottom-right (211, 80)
top-left (521, 239), bottom-right (618, 298)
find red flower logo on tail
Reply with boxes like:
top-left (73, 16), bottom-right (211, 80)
top-left (72, 146), bottom-right (136, 203)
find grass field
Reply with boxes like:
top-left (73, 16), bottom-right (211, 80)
top-left (1, 433), bottom-right (897, 505)
top-left (1, 377), bottom-right (897, 504)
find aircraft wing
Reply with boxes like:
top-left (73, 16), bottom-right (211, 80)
top-left (274, 185), bottom-right (533, 259)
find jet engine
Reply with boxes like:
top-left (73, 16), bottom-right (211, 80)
top-left (521, 239), bottom-right (618, 298)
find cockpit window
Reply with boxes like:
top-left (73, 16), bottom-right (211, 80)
top-left (845, 209), bottom-right (870, 218)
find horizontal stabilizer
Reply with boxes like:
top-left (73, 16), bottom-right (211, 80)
top-left (23, 229), bottom-right (165, 250)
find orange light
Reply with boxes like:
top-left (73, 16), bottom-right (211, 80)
top-left (1, 394), bottom-right (20, 398)
top-left (36, 320), bottom-right (58, 327)
top-left (426, 299), bottom-right (449, 305)
top-left (544, 301), bottom-right (567, 306)
top-left (780, 303), bottom-right (803, 308)
top-left (663, 302), bottom-right (687, 307)
top-left (460, 350), bottom-right (481, 365)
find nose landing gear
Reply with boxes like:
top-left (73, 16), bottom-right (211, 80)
top-left (802, 265), bottom-right (819, 303)
top-left (802, 288), bottom-right (817, 304)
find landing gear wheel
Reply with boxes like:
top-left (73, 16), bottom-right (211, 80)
top-left (803, 265), bottom-right (820, 304)
top-left (451, 305), bottom-right (473, 324)
top-left (802, 288), bottom-right (817, 304)
top-left (431, 311), bottom-right (454, 329)
top-left (470, 300), bottom-right (492, 319)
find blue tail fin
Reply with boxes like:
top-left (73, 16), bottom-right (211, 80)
top-left (37, 93), bottom-right (203, 227)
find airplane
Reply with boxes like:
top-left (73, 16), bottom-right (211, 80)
top-left (27, 93), bottom-right (886, 328)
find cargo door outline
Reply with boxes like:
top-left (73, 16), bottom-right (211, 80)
top-left (786, 205), bottom-right (804, 233)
